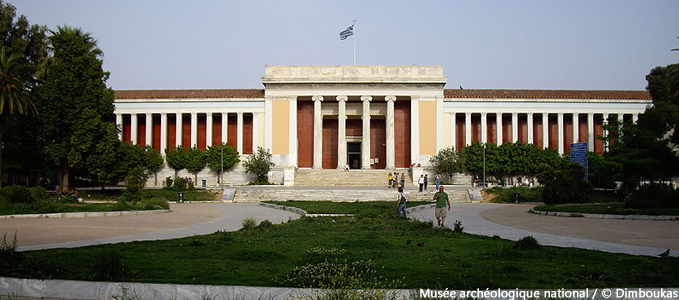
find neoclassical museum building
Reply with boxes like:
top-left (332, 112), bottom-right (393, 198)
top-left (114, 65), bottom-right (652, 186)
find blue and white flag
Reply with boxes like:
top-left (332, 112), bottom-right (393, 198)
top-left (339, 23), bottom-right (354, 40)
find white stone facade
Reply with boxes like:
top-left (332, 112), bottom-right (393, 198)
top-left (114, 65), bottom-right (652, 187)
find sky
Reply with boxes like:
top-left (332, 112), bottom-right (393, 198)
top-left (12, 0), bottom-right (679, 91)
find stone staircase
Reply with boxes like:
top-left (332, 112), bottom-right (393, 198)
top-left (293, 169), bottom-right (410, 187)
top-left (233, 186), bottom-right (472, 203)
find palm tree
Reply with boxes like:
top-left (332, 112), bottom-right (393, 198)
top-left (0, 47), bottom-right (38, 188)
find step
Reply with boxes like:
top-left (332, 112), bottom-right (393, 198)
top-left (293, 169), bottom-right (412, 187)
top-left (233, 187), bottom-right (470, 203)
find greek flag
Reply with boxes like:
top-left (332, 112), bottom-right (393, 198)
top-left (339, 23), bottom-right (354, 40)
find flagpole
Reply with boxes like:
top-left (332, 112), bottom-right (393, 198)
top-left (353, 20), bottom-right (356, 65)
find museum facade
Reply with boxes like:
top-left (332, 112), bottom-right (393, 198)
top-left (114, 65), bottom-right (652, 186)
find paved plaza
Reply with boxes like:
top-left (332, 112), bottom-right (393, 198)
top-left (1, 200), bottom-right (676, 256)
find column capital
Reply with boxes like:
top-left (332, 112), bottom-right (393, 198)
top-left (336, 95), bottom-right (348, 102)
top-left (312, 95), bottom-right (323, 102)
top-left (385, 95), bottom-right (396, 102)
top-left (361, 95), bottom-right (373, 102)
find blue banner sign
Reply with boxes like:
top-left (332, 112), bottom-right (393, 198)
top-left (570, 142), bottom-right (588, 181)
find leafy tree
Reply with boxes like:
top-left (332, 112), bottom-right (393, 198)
top-left (0, 48), bottom-right (37, 188)
top-left (165, 146), bottom-right (187, 179)
top-left (84, 122), bottom-right (127, 186)
top-left (429, 146), bottom-right (464, 182)
top-left (542, 162), bottom-right (593, 204)
top-left (35, 26), bottom-right (114, 191)
top-left (0, 1), bottom-right (48, 66)
top-left (185, 146), bottom-right (206, 184)
top-left (644, 63), bottom-right (679, 145)
top-left (0, 2), bottom-right (48, 187)
top-left (205, 143), bottom-right (239, 185)
top-left (243, 147), bottom-right (274, 183)
top-left (144, 146), bottom-right (164, 186)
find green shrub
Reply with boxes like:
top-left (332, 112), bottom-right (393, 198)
top-left (486, 186), bottom-right (543, 203)
top-left (139, 198), bottom-right (169, 210)
top-left (1, 186), bottom-right (32, 203)
top-left (173, 177), bottom-right (187, 191)
top-left (88, 250), bottom-right (127, 281)
top-left (0, 232), bottom-right (23, 272)
top-left (28, 187), bottom-right (47, 202)
top-left (453, 220), bottom-right (464, 233)
top-left (257, 219), bottom-right (274, 229)
top-left (242, 217), bottom-right (257, 230)
top-left (163, 176), bottom-right (174, 189)
top-left (514, 236), bottom-right (541, 250)
top-left (542, 163), bottom-right (593, 204)
top-left (626, 184), bottom-right (679, 209)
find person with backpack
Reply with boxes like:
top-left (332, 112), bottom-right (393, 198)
top-left (395, 186), bottom-right (407, 217)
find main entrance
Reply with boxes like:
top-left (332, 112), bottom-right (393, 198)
top-left (347, 142), bottom-right (361, 169)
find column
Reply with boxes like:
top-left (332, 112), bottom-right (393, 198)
top-left (557, 113), bottom-right (564, 154)
top-left (572, 113), bottom-right (579, 144)
top-left (115, 114), bottom-right (123, 140)
top-left (221, 113), bottom-right (228, 146)
top-left (190, 112), bottom-right (198, 147)
top-left (633, 113), bottom-right (639, 123)
top-left (450, 113), bottom-right (456, 149)
top-left (587, 113), bottom-right (594, 151)
top-left (130, 113), bottom-right (138, 145)
top-left (206, 113), bottom-right (213, 147)
top-left (480, 112), bottom-right (487, 144)
top-left (252, 112), bottom-right (259, 151)
top-left (527, 113), bottom-right (534, 144)
top-left (237, 112), bottom-right (244, 155)
top-left (603, 113), bottom-right (609, 152)
top-left (496, 112), bottom-right (503, 145)
top-left (511, 113), bottom-right (518, 143)
top-left (160, 113), bottom-right (167, 153)
top-left (542, 113), bottom-right (549, 149)
top-left (385, 95), bottom-right (396, 169)
top-left (464, 112), bottom-right (472, 146)
top-left (175, 113), bottom-right (182, 147)
top-left (145, 113), bottom-right (153, 147)
top-left (361, 95), bottom-right (372, 169)
top-left (312, 95), bottom-right (323, 169)
top-left (337, 95), bottom-right (348, 170)
top-left (289, 96), bottom-right (298, 166)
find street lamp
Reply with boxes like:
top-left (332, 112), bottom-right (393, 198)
top-left (483, 143), bottom-right (486, 187)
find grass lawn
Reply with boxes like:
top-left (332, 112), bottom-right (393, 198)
top-left (533, 202), bottom-right (679, 216)
top-left (0, 189), bottom-right (218, 216)
top-left (3, 202), bottom-right (677, 289)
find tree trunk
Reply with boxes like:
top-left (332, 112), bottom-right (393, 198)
top-left (0, 119), bottom-right (4, 189)
top-left (154, 171), bottom-right (158, 186)
top-left (59, 161), bottom-right (70, 192)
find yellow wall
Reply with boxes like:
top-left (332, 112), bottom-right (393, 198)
top-left (419, 101), bottom-right (437, 155)
top-left (272, 101), bottom-right (289, 154)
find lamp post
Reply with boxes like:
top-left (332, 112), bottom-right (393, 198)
top-left (483, 143), bottom-right (486, 187)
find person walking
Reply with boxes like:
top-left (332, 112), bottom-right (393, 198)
top-left (424, 174), bottom-right (428, 191)
top-left (433, 186), bottom-right (451, 227)
top-left (418, 175), bottom-right (425, 192)
top-left (435, 174), bottom-right (441, 190)
top-left (400, 173), bottom-right (406, 189)
top-left (395, 186), bottom-right (407, 217)
top-left (388, 172), bottom-right (393, 188)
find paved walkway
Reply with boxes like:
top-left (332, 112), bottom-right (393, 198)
top-left (1, 201), bottom-right (677, 257)
top-left (409, 203), bottom-right (679, 257)
top-left (1, 203), bottom-right (299, 251)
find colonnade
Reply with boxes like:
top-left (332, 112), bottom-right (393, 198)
top-left (115, 111), bottom-right (259, 155)
top-left (310, 95), bottom-right (397, 170)
top-left (450, 111), bottom-right (638, 154)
